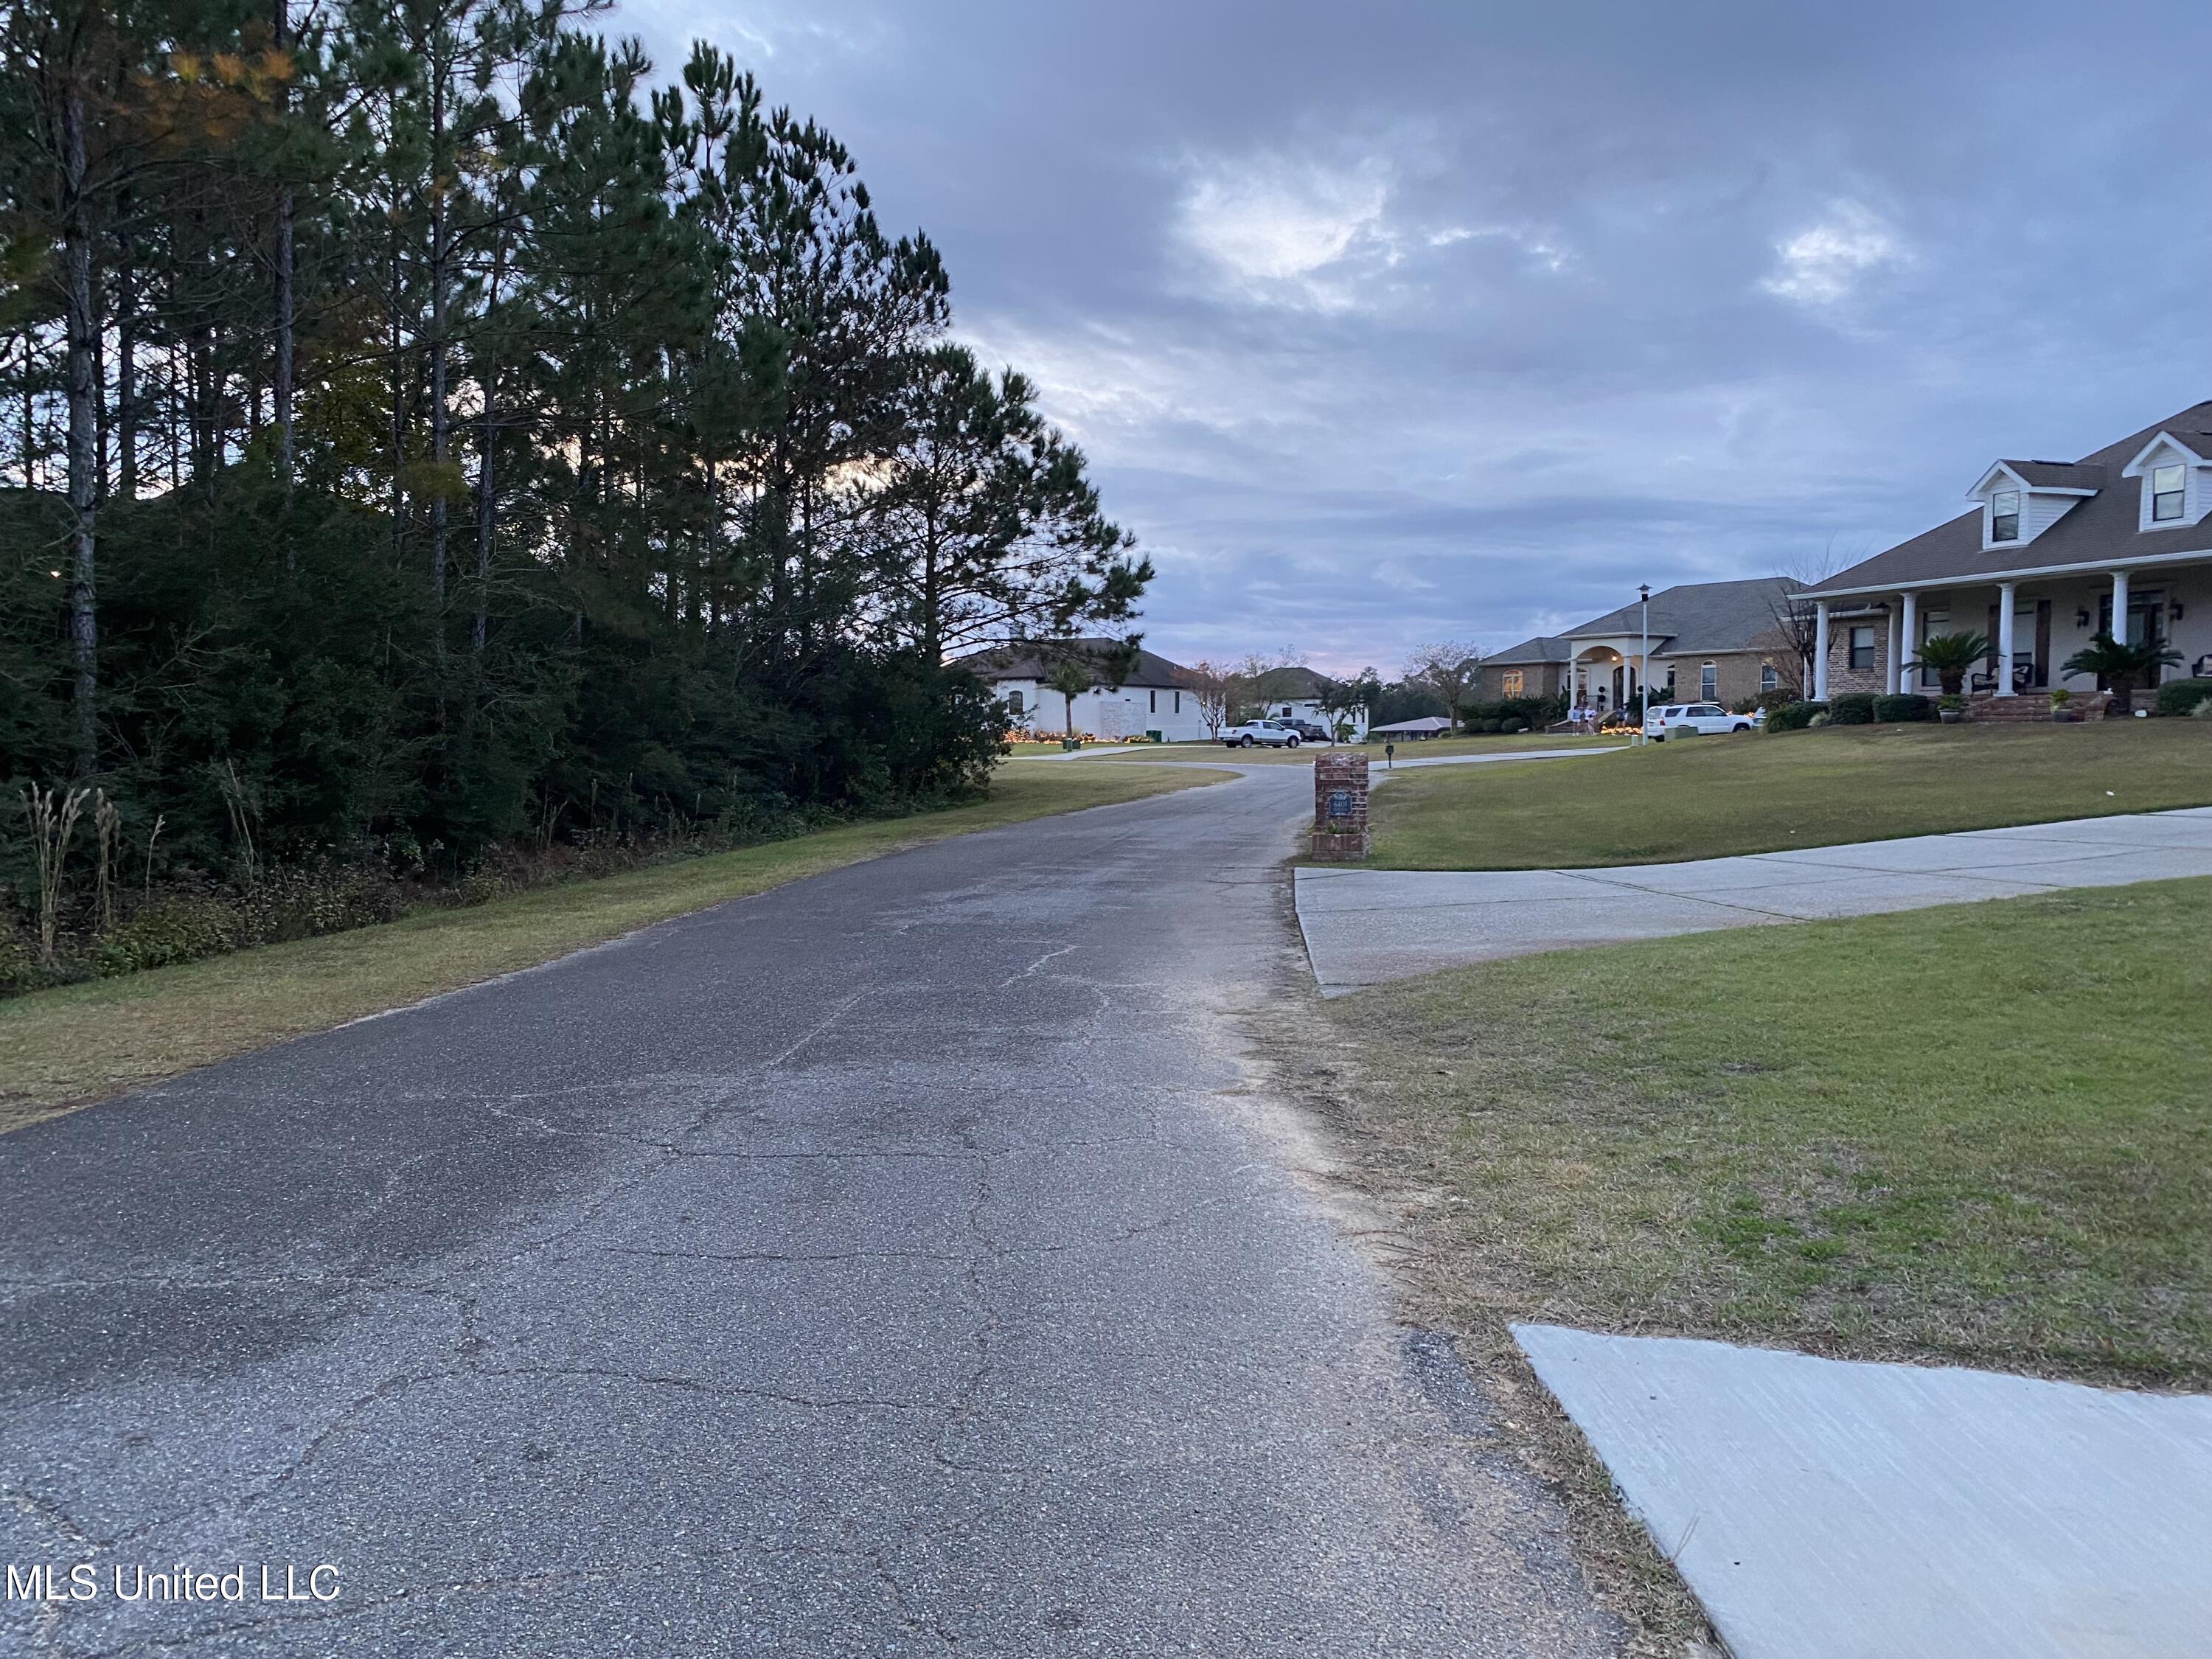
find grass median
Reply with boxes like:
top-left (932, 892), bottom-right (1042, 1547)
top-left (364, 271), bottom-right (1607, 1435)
top-left (0, 762), bottom-right (1227, 1132)
top-left (1366, 720), bottom-right (2212, 868)
top-left (1318, 877), bottom-right (2212, 1388)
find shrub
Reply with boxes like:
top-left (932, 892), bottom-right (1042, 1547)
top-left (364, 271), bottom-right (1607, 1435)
top-left (1826, 692), bottom-right (1877, 725)
top-left (96, 889), bottom-right (243, 975)
top-left (1481, 718), bottom-right (1503, 734)
top-left (1501, 717), bottom-right (1528, 733)
top-left (1764, 700), bottom-right (1826, 732)
top-left (1808, 711), bottom-right (1831, 727)
top-left (1871, 694), bottom-right (1935, 723)
top-left (2153, 678), bottom-right (2212, 717)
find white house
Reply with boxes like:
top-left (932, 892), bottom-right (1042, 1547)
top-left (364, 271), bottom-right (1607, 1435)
top-left (1248, 665), bottom-right (1370, 740)
top-left (955, 639), bottom-right (1215, 741)
top-left (1804, 400), bottom-right (2212, 708)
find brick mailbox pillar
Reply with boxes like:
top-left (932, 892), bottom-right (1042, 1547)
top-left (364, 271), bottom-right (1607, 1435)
top-left (1310, 751), bottom-right (1371, 860)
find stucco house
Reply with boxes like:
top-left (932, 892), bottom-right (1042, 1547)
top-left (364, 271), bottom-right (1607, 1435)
top-left (1248, 665), bottom-right (1370, 739)
top-left (1476, 637), bottom-right (1573, 703)
top-left (1559, 578), bottom-right (1804, 713)
top-left (1803, 401), bottom-right (2212, 711)
top-left (956, 638), bottom-right (1214, 740)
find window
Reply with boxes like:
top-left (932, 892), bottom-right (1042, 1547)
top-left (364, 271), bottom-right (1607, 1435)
top-left (1700, 662), bottom-right (1717, 700)
top-left (1174, 690), bottom-right (1181, 713)
top-left (1760, 661), bottom-right (1778, 692)
top-left (1991, 489), bottom-right (2020, 542)
top-left (2153, 463), bottom-right (2185, 523)
top-left (1848, 626), bottom-right (1875, 670)
top-left (1006, 689), bottom-right (1024, 717)
top-left (1501, 669), bottom-right (1523, 697)
top-left (1149, 689), bottom-right (1157, 712)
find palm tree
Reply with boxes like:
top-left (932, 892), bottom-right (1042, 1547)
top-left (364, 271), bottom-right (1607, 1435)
top-left (2061, 632), bottom-right (2183, 717)
top-left (1907, 630), bottom-right (1994, 698)
top-left (1045, 656), bottom-right (1096, 742)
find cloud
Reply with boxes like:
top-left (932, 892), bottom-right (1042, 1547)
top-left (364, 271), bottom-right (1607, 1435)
top-left (1760, 201), bottom-right (1907, 305)
top-left (1173, 153), bottom-right (1394, 307)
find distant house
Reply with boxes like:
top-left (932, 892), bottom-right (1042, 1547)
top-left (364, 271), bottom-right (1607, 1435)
top-left (1802, 400), bottom-right (2212, 708)
top-left (1559, 578), bottom-right (1804, 713)
top-left (1476, 636), bottom-right (1573, 703)
top-left (1248, 665), bottom-right (1370, 739)
top-left (1368, 716), bottom-right (1454, 740)
top-left (954, 638), bottom-right (1212, 740)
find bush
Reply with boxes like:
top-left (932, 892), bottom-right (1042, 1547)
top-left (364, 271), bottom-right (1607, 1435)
top-left (1827, 693), bottom-right (1878, 725)
top-left (1501, 717), bottom-right (1528, 733)
top-left (1871, 694), bottom-right (1935, 723)
top-left (2154, 678), bottom-right (2212, 717)
top-left (1764, 700), bottom-right (1826, 732)
top-left (1480, 718), bottom-right (1503, 734)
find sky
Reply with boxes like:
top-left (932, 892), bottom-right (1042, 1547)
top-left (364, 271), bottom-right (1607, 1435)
top-left (628, 0), bottom-right (2212, 677)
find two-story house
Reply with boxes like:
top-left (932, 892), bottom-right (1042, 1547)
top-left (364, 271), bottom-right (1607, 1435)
top-left (1804, 402), bottom-right (2212, 709)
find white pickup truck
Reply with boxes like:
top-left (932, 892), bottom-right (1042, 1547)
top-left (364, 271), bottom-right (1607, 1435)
top-left (1220, 718), bottom-right (1304, 748)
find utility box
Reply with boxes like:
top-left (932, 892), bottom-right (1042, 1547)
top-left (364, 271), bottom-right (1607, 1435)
top-left (1310, 752), bottom-right (1370, 860)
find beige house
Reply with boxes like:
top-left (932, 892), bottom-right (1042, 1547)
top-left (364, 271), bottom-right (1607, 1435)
top-left (1476, 637), bottom-right (1573, 703)
top-left (1805, 401), bottom-right (2212, 710)
top-left (1559, 578), bottom-right (1804, 714)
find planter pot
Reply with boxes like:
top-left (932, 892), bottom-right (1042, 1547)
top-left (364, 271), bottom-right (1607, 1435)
top-left (2050, 710), bottom-right (2077, 723)
top-left (1938, 709), bottom-right (1964, 724)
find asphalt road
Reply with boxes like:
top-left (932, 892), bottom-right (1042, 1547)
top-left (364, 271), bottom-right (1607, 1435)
top-left (1, 765), bottom-right (1617, 1657)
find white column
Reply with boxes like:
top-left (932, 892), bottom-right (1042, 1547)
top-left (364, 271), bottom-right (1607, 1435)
top-left (1812, 602), bottom-right (1831, 700)
top-left (1885, 602), bottom-right (1903, 695)
top-left (2111, 570), bottom-right (2130, 640)
top-left (1994, 582), bottom-right (2017, 696)
top-left (1900, 591), bottom-right (1919, 691)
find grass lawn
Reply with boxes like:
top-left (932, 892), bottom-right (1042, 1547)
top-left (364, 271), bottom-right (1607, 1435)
top-left (1367, 720), bottom-right (2212, 868)
top-left (1095, 732), bottom-right (1625, 765)
top-left (0, 762), bottom-right (1225, 1133)
top-left (1321, 877), bottom-right (2212, 1388)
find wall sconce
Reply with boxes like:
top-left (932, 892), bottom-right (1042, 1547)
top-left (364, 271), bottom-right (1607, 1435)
top-left (2172, 602), bottom-right (2185, 621)
top-left (2075, 608), bottom-right (2090, 627)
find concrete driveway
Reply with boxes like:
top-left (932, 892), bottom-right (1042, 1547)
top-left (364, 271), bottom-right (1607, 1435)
top-left (0, 766), bottom-right (1617, 1656)
top-left (1298, 806), bottom-right (2212, 992)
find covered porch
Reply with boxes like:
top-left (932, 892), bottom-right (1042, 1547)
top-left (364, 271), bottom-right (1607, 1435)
top-left (1569, 643), bottom-right (1655, 714)
top-left (1813, 557), bottom-right (2212, 705)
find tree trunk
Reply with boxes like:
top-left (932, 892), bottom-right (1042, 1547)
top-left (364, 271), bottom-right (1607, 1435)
top-left (62, 80), bottom-right (100, 776)
top-left (116, 226), bottom-right (137, 498)
top-left (426, 42), bottom-right (450, 672)
top-left (271, 0), bottom-right (294, 515)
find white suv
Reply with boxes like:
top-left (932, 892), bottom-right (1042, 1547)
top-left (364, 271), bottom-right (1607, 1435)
top-left (1646, 702), bottom-right (1756, 740)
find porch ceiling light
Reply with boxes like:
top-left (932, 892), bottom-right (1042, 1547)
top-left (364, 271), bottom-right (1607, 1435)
top-left (2076, 608), bottom-right (2091, 627)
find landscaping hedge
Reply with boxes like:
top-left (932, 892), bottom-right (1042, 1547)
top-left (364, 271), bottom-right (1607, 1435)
top-left (1826, 693), bottom-right (1878, 725)
top-left (1871, 694), bottom-right (1935, 723)
top-left (1764, 700), bottom-right (1826, 731)
top-left (2154, 678), bottom-right (2212, 717)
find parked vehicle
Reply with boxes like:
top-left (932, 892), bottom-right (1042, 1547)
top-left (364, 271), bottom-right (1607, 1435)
top-left (1279, 717), bottom-right (1333, 743)
top-left (1645, 702), bottom-right (1756, 740)
top-left (1222, 718), bottom-right (1304, 748)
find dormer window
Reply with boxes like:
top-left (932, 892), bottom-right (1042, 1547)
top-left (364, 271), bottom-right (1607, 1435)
top-left (2152, 464), bottom-right (2185, 523)
top-left (1990, 489), bottom-right (2020, 542)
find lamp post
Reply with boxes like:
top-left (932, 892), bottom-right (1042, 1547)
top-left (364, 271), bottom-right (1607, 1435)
top-left (1638, 583), bottom-right (1651, 745)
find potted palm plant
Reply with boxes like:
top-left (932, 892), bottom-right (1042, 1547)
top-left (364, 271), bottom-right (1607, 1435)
top-left (2048, 687), bottom-right (2075, 723)
top-left (1906, 630), bottom-right (1994, 700)
top-left (2059, 633), bottom-right (2183, 718)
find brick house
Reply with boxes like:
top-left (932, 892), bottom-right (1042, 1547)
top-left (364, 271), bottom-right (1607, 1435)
top-left (1557, 578), bottom-right (1806, 714)
top-left (1804, 400), bottom-right (2212, 711)
top-left (1476, 636), bottom-right (1572, 702)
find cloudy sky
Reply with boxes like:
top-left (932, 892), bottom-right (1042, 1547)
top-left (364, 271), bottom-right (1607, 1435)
top-left (632, 0), bottom-right (2210, 675)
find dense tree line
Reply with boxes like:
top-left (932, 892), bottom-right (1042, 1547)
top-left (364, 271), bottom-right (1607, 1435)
top-left (0, 0), bottom-right (1147, 905)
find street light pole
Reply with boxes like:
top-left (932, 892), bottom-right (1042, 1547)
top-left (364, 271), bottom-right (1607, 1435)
top-left (1638, 582), bottom-right (1651, 745)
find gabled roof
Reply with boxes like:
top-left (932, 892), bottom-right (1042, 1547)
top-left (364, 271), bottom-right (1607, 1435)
top-left (1486, 635), bottom-right (1573, 665)
top-left (1562, 577), bottom-right (1801, 655)
top-left (1809, 400), bottom-right (2212, 597)
top-left (2003, 460), bottom-right (2107, 491)
top-left (955, 637), bottom-right (1188, 689)
top-left (1371, 716), bottom-right (1453, 734)
top-left (1249, 664), bottom-right (1332, 700)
